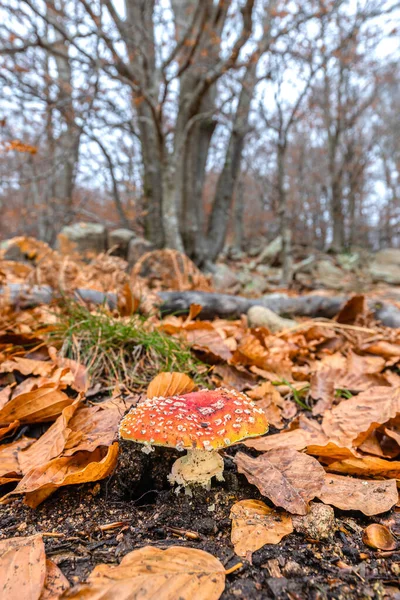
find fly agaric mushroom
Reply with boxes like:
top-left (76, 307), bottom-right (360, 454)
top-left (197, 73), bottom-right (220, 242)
top-left (118, 387), bottom-right (268, 493)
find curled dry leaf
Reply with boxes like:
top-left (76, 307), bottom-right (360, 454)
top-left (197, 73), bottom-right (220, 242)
top-left (0, 436), bottom-right (35, 479)
top-left (235, 449), bottom-right (326, 515)
top-left (230, 499), bottom-right (293, 558)
top-left (40, 560), bottom-right (70, 600)
top-left (62, 545), bottom-right (225, 600)
top-left (322, 386), bottom-right (400, 448)
top-left (247, 382), bottom-right (286, 429)
top-left (0, 534), bottom-right (46, 600)
top-left (147, 371), bottom-right (196, 399)
top-left (317, 474), bottom-right (398, 516)
top-left (362, 524), bottom-right (397, 551)
top-left (10, 443), bottom-right (119, 508)
top-left (0, 419), bottom-right (20, 441)
top-left (0, 385), bottom-right (74, 425)
top-left (0, 357), bottom-right (54, 377)
top-left (63, 396), bottom-right (137, 455)
top-left (19, 400), bottom-right (81, 474)
top-left (324, 456), bottom-right (400, 478)
top-left (310, 368), bottom-right (335, 416)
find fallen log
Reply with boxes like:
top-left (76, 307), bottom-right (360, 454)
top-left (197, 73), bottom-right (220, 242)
top-left (158, 291), bottom-right (400, 328)
top-left (1, 284), bottom-right (400, 328)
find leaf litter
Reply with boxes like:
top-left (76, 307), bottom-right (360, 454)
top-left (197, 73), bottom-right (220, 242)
top-left (0, 244), bottom-right (400, 598)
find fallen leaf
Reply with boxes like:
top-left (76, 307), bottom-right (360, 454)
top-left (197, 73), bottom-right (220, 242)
top-left (213, 364), bottom-right (256, 391)
top-left (61, 545), bottom-right (225, 600)
top-left (0, 534), bottom-right (46, 600)
top-left (235, 449), bottom-right (326, 515)
top-left (336, 295), bottom-right (367, 324)
top-left (230, 499), bottom-right (293, 557)
top-left (63, 396), bottom-right (136, 455)
top-left (248, 382), bottom-right (285, 428)
top-left (362, 340), bottom-right (400, 359)
top-left (0, 357), bottom-right (54, 377)
top-left (11, 443), bottom-right (119, 508)
top-left (19, 400), bottom-right (81, 474)
top-left (0, 420), bottom-right (20, 440)
top-left (0, 436), bottom-right (35, 478)
top-left (362, 524), bottom-right (396, 550)
top-left (317, 474), bottom-right (398, 516)
top-left (310, 368), bottom-right (335, 415)
top-left (147, 371), bottom-right (196, 399)
top-left (324, 456), bottom-right (400, 478)
top-left (322, 386), bottom-right (400, 448)
top-left (0, 385), bottom-right (74, 425)
top-left (40, 559), bottom-right (70, 599)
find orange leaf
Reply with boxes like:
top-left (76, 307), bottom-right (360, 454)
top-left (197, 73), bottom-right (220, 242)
top-left (0, 385), bottom-right (74, 425)
top-left (11, 443), bottom-right (119, 508)
top-left (147, 372), bottom-right (196, 399)
top-left (362, 524), bottom-right (396, 550)
top-left (230, 500), bottom-right (293, 558)
top-left (63, 546), bottom-right (225, 600)
top-left (40, 559), bottom-right (70, 599)
top-left (317, 474), bottom-right (398, 516)
top-left (0, 534), bottom-right (46, 600)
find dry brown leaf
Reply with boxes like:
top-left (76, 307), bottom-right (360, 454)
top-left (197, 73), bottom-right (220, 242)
top-left (147, 371), bottom-right (196, 399)
top-left (0, 385), bottom-right (12, 409)
top-left (346, 351), bottom-right (386, 375)
top-left (11, 443), bottom-right (119, 508)
top-left (0, 419), bottom-right (20, 440)
top-left (362, 524), bottom-right (397, 550)
top-left (0, 385), bottom-right (74, 425)
top-left (0, 436), bottom-right (35, 478)
top-left (0, 534), bottom-right (46, 600)
top-left (317, 474), bottom-right (398, 516)
top-left (230, 499), bottom-right (293, 558)
top-left (62, 545), bottom-right (225, 600)
top-left (213, 364), bottom-right (256, 391)
top-left (322, 386), bottom-right (400, 448)
top-left (362, 340), bottom-right (400, 359)
top-left (184, 325), bottom-right (233, 361)
top-left (247, 382), bottom-right (286, 428)
top-left (335, 295), bottom-right (367, 324)
top-left (39, 559), bottom-right (70, 600)
top-left (235, 449), bottom-right (326, 515)
top-left (63, 396), bottom-right (136, 455)
top-left (325, 455), bottom-right (400, 478)
top-left (19, 400), bottom-right (81, 474)
top-left (310, 368), bottom-right (335, 416)
top-left (0, 357), bottom-right (54, 377)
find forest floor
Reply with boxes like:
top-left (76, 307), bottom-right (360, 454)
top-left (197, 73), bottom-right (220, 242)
top-left (0, 240), bottom-right (399, 600)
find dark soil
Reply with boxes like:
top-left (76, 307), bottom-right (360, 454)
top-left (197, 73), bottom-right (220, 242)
top-left (1, 442), bottom-right (399, 599)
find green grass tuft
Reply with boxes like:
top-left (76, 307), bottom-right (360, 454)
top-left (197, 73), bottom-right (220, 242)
top-left (50, 301), bottom-right (206, 390)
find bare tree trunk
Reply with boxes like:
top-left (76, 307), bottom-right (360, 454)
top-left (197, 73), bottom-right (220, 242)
top-left (206, 65), bottom-right (257, 262)
top-left (277, 143), bottom-right (292, 285)
top-left (330, 177), bottom-right (345, 252)
top-left (52, 35), bottom-right (81, 226)
top-left (233, 178), bottom-right (245, 251)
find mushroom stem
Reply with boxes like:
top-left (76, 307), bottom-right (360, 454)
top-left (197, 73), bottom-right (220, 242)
top-left (168, 448), bottom-right (225, 492)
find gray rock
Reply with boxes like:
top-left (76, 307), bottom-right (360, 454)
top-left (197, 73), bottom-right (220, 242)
top-left (212, 264), bottom-right (240, 291)
top-left (256, 235), bottom-right (282, 265)
top-left (370, 248), bottom-right (400, 284)
top-left (108, 229), bottom-right (135, 258)
top-left (292, 502), bottom-right (335, 540)
top-left (58, 222), bottom-right (106, 257)
top-left (127, 237), bottom-right (154, 267)
top-left (247, 305), bottom-right (297, 332)
top-left (373, 248), bottom-right (400, 265)
top-left (314, 259), bottom-right (346, 290)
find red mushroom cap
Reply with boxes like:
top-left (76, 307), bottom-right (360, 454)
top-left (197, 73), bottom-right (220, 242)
top-left (119, 387), bottom-right (269, 451)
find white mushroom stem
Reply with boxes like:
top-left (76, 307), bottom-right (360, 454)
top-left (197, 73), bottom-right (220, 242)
top-left (168, 449), bottom-right (224, 492)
